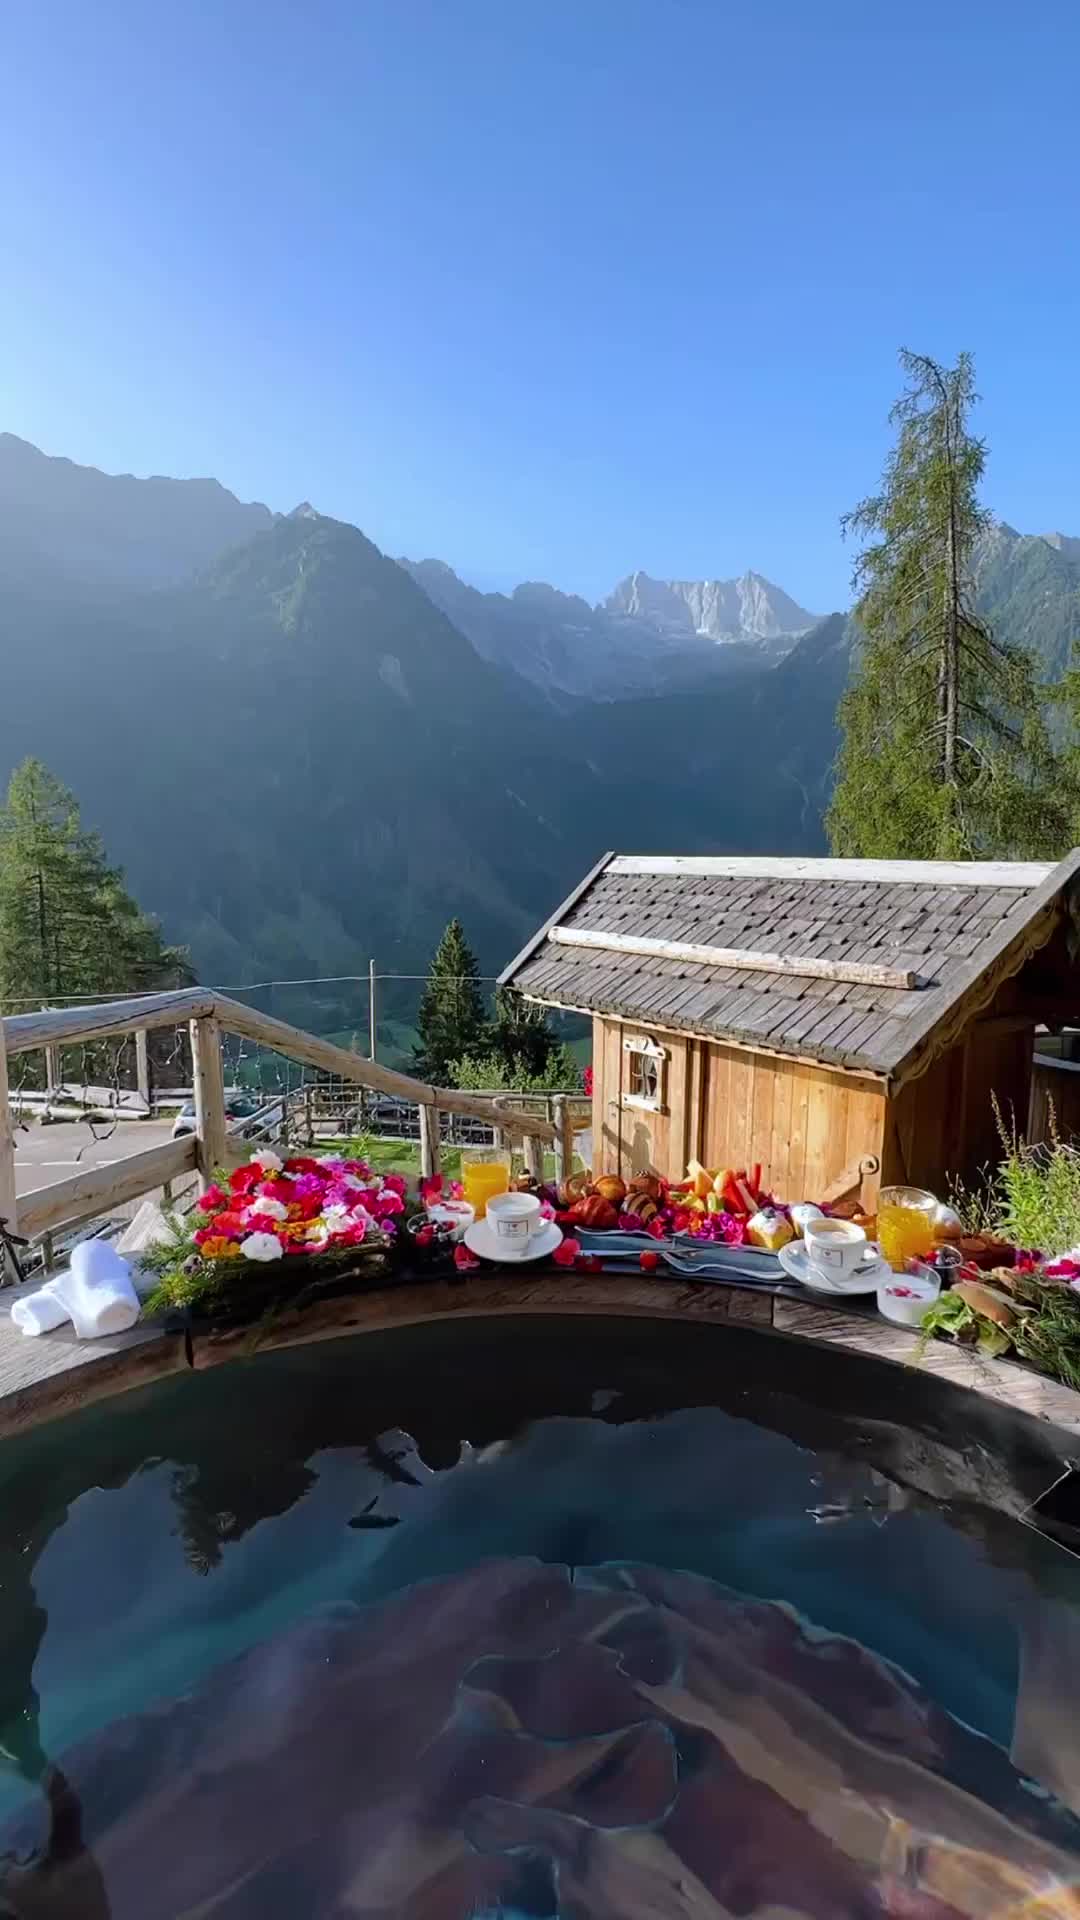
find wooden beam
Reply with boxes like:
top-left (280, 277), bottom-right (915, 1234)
top-left (610, 854), bottom-right (1057, 887)
top-left (523, 1132), bottom-right (545, 1181)
top-left (18, 1136), bottom-right (198, 1240)
top-left (549, 925), bottom-right (919, 991)
top-left (552, 1094), bottom-right (573, 1187)
top-left (3, 988), bottom-right (214, 1057)
top-left (0, 1017), bottom-right (16, 1241)
top-left (213, 994), bottom-right (556, 1141)
top-left (135, 1029), bottom-right (152, 1111)
top-left (418, 1103), bottom-right (441, 1180)
top-left (190, 1016), bottom-right (228, 1189)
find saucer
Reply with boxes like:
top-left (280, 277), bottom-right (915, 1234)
top-left (464, 1219), bottom-right (564, 1265)
top-left (778, 1239), bottom-right (891, 1296)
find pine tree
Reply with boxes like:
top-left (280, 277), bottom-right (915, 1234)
top-left (0, 758), bottom-right (189, 1008)
top-left (413, 918), bottom-right (488, 1084)
top-left (828, 350), bottom-right (1068, 859)
top-left (489, 985), bottom-right (560, 1080)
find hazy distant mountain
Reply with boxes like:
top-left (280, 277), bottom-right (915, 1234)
top-left (605, 569), bottom-right (816, 656)
top-left (0, 432), bottom-right (273, 588)
top-left (0, 442), bottom-right (841, 1007)
top-left (973, 519), bottom-right (1080, 685)
top-left (402, 557), bottom-right (810, 699)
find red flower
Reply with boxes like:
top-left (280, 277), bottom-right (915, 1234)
top-left (583, 1065), bottom-right (594, 1097)
top-left (229, 1165), bottom-right (262, 1194)
top-left (419, 1174), bottom-right (444, 1204)
top-left (576, 1254), bottom-right (604, 1273)
top-left (284, 1157), bottom-right (323, 1176)
top-left (454, 1243), bottom-right (481, 1273)
top-left (639, 1250), bottom-right (659, 1272)
top-left (646, 1217), bottom-right (667, 1239)
top-left (196, 1184), bottom-right (228, 1214)
top-left (382, 1173), bottom-right (408, 1197)
top-left (552, 1237), bottom-right (580, 1268)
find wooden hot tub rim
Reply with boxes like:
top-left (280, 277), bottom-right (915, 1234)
top-left (2, 1270), bottom-right (1080, 1443)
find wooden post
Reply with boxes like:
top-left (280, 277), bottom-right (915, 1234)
top-left (0, 1018), bottom-right (17, 1264)
top-left (419, 1102), bottom-right (441, 1179)
top-left (135, 1028), bottom-right (152, 1114)
top-left (552, 1095), bottom-right (573, 1190)
top-left (189, 1016), bottom-right (228, 1191)
top-left (304, 1084), bottom-right (314, 1146)
top-left (524, 1131), bottom-right (544, 1183)
top-left (369, 959), bottom-right (377, 1061)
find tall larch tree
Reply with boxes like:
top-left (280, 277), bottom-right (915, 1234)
top-left (828, 350), bottom-right (1068, 859)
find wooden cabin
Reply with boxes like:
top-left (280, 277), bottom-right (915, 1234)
top-left (500, 851), bottom-right (1080, 1207)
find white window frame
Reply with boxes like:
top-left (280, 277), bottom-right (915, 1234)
top-left (622, 1033), bottom-right (666, 1112)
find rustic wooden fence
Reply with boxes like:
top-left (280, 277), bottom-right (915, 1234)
top-left (0, 988), bottom-right (587, 1276)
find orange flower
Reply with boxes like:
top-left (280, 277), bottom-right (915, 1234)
top-left (201, 1236), bottom-right (244, 1261)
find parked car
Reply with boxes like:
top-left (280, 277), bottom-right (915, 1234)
top-left (171, 1092), bottom-right (262, 1139)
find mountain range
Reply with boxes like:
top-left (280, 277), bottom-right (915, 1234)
top-left (0, 432), bottom-right (1077, 1041)
top-left (400, 556), bottom-right (816, 699)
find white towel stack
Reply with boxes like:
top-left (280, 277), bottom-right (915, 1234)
top-left (10, 1238), bottom-right (141, 1340)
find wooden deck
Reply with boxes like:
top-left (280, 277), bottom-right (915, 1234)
top-left (2, 1266), bottom-right (1080, 1441)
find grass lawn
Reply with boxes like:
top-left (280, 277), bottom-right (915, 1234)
top-left (313, 1137), bottom-right (573, 1184)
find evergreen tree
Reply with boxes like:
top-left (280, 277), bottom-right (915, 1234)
top-left (413, 918), bottom-right (488, 1084)
top-left (0, 758), bottom-right (189, 1008)
top-left (828, 350), bottom-right (1068, 859)
top-left (489, 985), bottom-right (561, 1080)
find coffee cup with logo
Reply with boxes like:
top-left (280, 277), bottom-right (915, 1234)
top-left (485, 1190), bottom-right (543, 1254)
top-left (803, 1214), bottom-right (881, 1279)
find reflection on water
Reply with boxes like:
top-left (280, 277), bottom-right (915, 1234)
top-left (0, 1315), bottom-right (1078, 1916)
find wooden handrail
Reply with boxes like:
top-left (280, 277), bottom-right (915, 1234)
top-left (1, 986), bottom-right (575, 1262)
top-left (2, 989), bottom-right (214, 1055)
top-left (17, 1136), bottom-right (198, 1240)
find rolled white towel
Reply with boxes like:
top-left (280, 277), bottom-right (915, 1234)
top-left (50, 1238), bottom-right (141, 1340)
top-left (10, 1280), bottom-right (70, 1338)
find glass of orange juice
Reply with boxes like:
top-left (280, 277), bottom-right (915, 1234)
top-left (877, 1185), bottom-right (937, 1270)
top-left (460, 1147), bottom-right (511, 1220)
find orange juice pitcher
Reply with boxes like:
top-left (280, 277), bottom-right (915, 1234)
top-left (460, 1147), bottom-right (511, 1220)
top-left (877, 1185), bottom-right (937, 1271)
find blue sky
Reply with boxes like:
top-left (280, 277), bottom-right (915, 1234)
top-left (4, 0), bottom-right (1079, 611)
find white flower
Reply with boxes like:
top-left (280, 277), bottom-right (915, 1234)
top-left (251, 1149), bottom-right (283, 1173)
top-left (240, 1231), bottom-right (284, 1263)
top-left (321, 1204), bottom-right (352, 1231)
top-left (251, 1197), bottom-right (287, 1221)
top-left (316, 1154), bottom-right (345, 1169)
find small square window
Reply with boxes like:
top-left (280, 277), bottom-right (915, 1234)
top-left (623, 1035), bottom-right (665, 1111)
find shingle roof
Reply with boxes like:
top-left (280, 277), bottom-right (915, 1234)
top-left (500, 852), bottom-right (1080, 1082)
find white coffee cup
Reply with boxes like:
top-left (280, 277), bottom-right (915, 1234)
top-left (485, 1191), bottom-right (543, 1254)
top-left (803, 1215), bottom-right (881, 1279)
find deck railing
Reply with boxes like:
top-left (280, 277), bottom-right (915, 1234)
top-left (0, 988), bottom-right (585, 1276)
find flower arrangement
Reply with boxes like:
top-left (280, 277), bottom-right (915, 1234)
top-left (142, 1150), bottom-right (406, 1315)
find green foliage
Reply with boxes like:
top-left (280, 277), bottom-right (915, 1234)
top-left (448, 1042), bottom-right (582, 1094)
top-left (0, 757), bottom-right (190, 1008)
top-left (950, 1100), bottom-right (1080, 1255)
top-left (829, 351), bottom-right (1069, 859)
top-left (413, 918), bottom-right (489, 1083)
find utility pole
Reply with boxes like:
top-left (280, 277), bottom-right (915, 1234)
top-left (368, 958), bottom-right (377, 1061)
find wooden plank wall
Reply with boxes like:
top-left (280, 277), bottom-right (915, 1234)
top-left (701, 1042), bottom-right (885, 1200)
top-left (885, 1009), bottom-right (1036, 1193)
top-left (590, 1017), bottom-right (885, 1198)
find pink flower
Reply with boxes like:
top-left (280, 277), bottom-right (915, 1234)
top-left (552, 1237), bottom-right (580, 1268)
top-left (539, 1200), bottom-right (556, 1221)
top-left (382, 1173), bottom-right (407, 1197)
top-left (373, 1190), bottom-right (404, 1217)
top-left (454, 1243), bottom-right (481, 1273)
top-left (714, 1212), bottom-right (747, 1247)
top-left (449, 1180), bottom-right (465, 1200)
